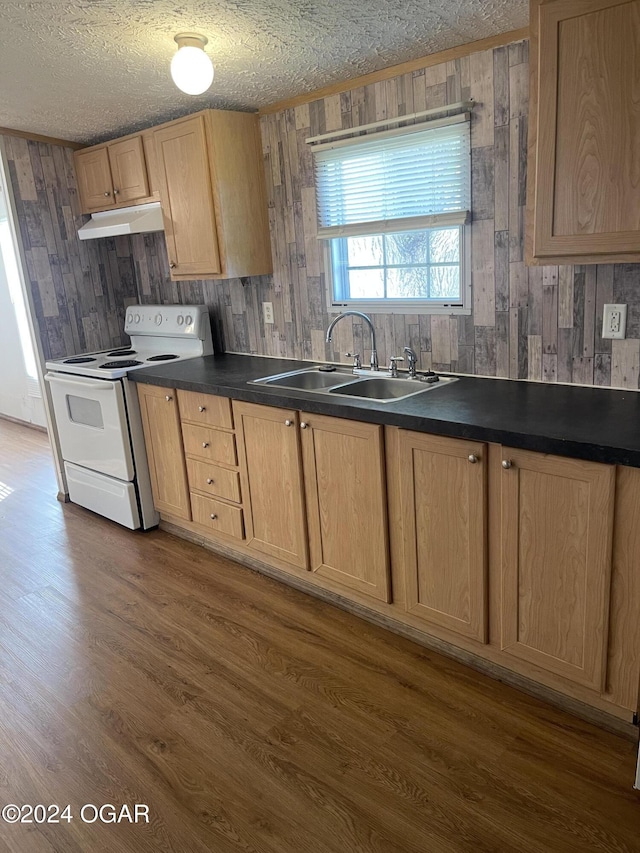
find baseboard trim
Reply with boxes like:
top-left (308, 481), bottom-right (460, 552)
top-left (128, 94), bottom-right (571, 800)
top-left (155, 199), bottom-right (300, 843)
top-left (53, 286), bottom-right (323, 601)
top-left (0, 413), bottom-right (47, 432)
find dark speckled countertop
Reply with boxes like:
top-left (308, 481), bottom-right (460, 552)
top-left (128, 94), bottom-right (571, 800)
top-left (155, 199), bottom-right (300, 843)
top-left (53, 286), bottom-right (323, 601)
top-left (130, 353), bottom-right (640, 468)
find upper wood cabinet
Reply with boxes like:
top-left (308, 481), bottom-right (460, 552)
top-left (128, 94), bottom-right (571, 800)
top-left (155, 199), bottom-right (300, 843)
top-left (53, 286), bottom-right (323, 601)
top-left (396, 430), bottom-right (488, 642)
top-left (107, 135), bottom-right (149, 204)
top-left (74, 132), bottom-right (155, 213)
top-left (153, 115), bottom-right (221, 279)
top-left (74, 147), bottom-right (115, 212)
top-left (136, 383), bottom-right (191, 521)
top-left (153, 110), bottom-right (272, 281)
top-left (497, 447), bottom-right (615, 691)
top-left (528, 0), bottom-right (640, 263)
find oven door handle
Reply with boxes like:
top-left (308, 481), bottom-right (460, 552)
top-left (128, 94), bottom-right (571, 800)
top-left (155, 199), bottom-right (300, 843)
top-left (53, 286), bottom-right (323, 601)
top-left (44, 373), bottom-right (117, 392)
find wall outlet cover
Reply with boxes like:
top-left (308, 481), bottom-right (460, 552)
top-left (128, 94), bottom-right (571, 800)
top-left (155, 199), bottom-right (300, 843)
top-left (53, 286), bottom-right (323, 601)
top-left (602, 304), bottom-right (627, 340)
top-left (262, 302), bottom-right (274, 324)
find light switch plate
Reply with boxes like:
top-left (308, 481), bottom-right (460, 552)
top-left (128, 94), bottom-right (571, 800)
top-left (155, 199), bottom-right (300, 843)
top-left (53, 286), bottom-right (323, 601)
top-left (602, 304), bottom-right (627, 340)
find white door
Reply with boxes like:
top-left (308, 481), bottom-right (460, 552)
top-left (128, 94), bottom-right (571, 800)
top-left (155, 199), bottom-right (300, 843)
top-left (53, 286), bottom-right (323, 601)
top-left (45, 373), bottom-right (135, 481)
top-left (0, 184), bottom-right (45, 427)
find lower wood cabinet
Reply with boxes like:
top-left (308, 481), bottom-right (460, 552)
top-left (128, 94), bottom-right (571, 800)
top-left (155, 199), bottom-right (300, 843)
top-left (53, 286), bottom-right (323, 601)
top-left (234, 402), bottom-right (390, 601)
top-left (397, 430), bottom-right (488, 642)
top-left (301, 413), bottom-right (390, 602)
top-left (137, 384), bottom-right (190, 520)
top-left (136, 386), bottom-right (640, 723)
top-left (234, 402), bottom-right (309, 569)
top-left (497, 447), bottom-right (616, 691)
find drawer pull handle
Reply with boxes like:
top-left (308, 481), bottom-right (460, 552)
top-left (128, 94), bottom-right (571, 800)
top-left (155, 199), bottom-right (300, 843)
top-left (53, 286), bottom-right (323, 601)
top-left (502, 459), bottom-right (513, 469)
top-left (210, 514), bottom-right (217, 521)
top-left (165, 395), bottom-right (173, 402)
top-left (199, 406), bottom-right (206, 412)
top-left (468, 454), bottom-right (478, 464)
top-left (206, 478), bottom-right (214, 485)
top-left (202, 442), bottom-right (210, 448)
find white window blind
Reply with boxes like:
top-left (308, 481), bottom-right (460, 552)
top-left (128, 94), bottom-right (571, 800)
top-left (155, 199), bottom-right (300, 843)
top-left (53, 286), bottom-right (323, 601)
top-left (313, 115), bottom-right (471, 239)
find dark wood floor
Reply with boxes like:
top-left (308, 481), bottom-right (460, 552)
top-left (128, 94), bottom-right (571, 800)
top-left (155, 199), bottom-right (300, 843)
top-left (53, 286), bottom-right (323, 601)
top-left (0, 418), bottom-right (638, 853)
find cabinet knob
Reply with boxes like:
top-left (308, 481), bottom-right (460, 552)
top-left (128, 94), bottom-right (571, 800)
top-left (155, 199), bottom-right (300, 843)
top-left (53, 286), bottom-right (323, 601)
top-left (502, 459), bottom-right (513, 469)
top-left (300, 422), bottom-right (308, 430)
top-left (284, 419), bottom-right (293, 426)
top-left (202, 442), bottom-right (210, 448)
top-left (210, 514), bottom-right (217, 521)
top-left (165, 395), bottom-right (173, 402)
top-left (206, 478), bottom-right (214, 485)
top-left (468, 454), bottom-right (478, 464)
top-left (113, 188), bottom-right (120, 195)
top-left (104, 191), bottom-right (111, 197)
top-left (169, 262), bottom-right (177, 269)
top-left (198, 406), bottom-right (206, 412)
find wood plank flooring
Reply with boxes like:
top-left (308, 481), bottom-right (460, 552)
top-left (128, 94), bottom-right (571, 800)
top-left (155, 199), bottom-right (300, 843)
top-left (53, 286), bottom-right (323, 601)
top-left (0, 417), bottom-right (638, 853)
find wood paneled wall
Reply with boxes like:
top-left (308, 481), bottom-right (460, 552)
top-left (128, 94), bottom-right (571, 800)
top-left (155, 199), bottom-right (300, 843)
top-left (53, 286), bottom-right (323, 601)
top-left (2, 134), bottom-right (138, 360)
top-left (132, 38), bottom-right (640, 391)
top-left (8, 38), bottom-right (640, 391)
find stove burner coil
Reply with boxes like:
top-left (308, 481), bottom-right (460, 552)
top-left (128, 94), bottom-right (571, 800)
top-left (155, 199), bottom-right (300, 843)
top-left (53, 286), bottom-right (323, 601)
top-left (107, 349), bottom-right (137, 357)
top-left (63, 356), bottom-right (98, 364)
top-left (146, 354), bottom-right (179, 361)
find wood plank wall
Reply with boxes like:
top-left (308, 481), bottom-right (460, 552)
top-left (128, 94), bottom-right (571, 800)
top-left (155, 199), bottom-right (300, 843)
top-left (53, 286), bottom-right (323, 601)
top-left (2, 135), bottom-right (138, 360)
top-left (6, 38), bottom-right (640, 390)
top-left (131, 38), bottom-right (640, 390)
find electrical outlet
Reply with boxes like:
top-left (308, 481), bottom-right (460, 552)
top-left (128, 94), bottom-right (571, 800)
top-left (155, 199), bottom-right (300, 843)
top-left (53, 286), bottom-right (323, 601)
top-left (262, 302), bottom-right (274, 325)
top-left (602, 304), bottom-right (627, 340)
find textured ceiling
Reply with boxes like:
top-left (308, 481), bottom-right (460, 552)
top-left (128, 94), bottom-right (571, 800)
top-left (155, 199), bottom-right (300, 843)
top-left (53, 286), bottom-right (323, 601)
top-left (0, 0), bottom-right (528, 144)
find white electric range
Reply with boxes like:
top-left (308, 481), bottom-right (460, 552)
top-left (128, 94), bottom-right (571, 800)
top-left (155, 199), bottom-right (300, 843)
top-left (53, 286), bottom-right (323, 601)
top-left (45, 304), bottom-right (213, 530)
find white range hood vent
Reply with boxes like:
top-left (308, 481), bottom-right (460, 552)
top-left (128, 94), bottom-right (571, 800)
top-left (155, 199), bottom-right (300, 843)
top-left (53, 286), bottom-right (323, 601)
top-left (77, 202), bottom-right (164, 241)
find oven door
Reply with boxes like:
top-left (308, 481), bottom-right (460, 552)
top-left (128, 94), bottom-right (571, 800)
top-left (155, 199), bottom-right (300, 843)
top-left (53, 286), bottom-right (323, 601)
top-left (45, 373), bottom-right (135, 481)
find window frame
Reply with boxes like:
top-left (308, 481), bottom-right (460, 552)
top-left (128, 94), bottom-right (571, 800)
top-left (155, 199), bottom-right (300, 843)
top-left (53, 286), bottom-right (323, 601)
top-left (323, 223), bottom-right (471, 316)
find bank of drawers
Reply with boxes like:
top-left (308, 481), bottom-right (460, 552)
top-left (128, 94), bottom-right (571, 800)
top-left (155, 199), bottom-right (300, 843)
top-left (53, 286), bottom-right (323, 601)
top-left (177, 389), bottom-right (244, 541)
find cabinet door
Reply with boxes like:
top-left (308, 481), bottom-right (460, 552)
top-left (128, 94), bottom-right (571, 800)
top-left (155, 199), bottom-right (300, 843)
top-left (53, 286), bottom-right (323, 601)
top-left (153, 115), bottom-right (221, 278)
top-left (137, 384), bottom-right (191, 521)
top-left (398, 431), bottom-right (487, 642)
top-left (499, 448), bottom-right (615, 690)
top-left (234, 402), bottom-right (308, 569)
top-left (108, 135), bottom-right (149, 204)
top-left (74, 147), bottom-right (114, 212)
top-left (530, 0), bottom-right (640, 262)
top-left (301, 414), bottom-right (390, 602)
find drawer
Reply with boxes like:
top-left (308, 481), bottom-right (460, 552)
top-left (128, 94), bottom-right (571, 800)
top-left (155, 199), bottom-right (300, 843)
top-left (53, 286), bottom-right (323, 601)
top-left (182, 423), bottom-right (237, 466)
top-left (187, 458), bottom-right (241, 503)
top-left (178, 390), bottom-right (233, 429)
top-left (191, 493), bottom-right (244, 540)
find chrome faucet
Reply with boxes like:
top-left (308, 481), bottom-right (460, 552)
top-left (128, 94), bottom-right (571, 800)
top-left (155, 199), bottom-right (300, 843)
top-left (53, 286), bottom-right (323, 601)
top-left (403, 346), bottom-right (418, 378)
top-left (325, 311), bottom-right (379, 371)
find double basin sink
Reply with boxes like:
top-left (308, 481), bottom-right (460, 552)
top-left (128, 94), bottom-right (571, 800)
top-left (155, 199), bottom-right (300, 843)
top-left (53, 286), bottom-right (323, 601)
top-left (249, 366), bottom-right (457, 402)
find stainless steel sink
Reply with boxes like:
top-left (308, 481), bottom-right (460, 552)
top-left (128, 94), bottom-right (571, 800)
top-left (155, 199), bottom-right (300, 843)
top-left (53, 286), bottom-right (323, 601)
top-left (249, 366), bottom-right (457, 401)
top-left (329, 376), bottom-right (456, 401)
top-left (254, 367), bottom-right (355, 391)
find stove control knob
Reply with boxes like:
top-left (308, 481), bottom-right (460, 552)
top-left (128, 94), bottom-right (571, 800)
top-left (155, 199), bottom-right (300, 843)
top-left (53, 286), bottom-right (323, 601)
top-left (185, 314), bottom-right (193, 327)
top-left (177, 315), bottom-right (184, 326)
top-left (155, 313), bottom-right (163, 326)
top-left (126, 313), bottom-right (133, 324)
top-left (134, 313), bottom-right (141, 324)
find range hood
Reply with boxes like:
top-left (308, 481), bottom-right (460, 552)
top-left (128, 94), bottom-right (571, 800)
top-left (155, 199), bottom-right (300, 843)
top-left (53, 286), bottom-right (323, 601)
top-left (77, 202), bottom-right (164, 241)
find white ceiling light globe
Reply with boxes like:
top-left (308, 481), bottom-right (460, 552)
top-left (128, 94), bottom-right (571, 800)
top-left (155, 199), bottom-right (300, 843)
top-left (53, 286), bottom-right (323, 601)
top-left (171, 33), bottom-right (214, 96)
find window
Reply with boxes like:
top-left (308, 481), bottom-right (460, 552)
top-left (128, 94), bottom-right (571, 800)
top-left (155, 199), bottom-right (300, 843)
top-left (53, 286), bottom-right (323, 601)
top-left (313, 115), bottom-right (471, 313)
